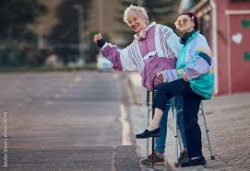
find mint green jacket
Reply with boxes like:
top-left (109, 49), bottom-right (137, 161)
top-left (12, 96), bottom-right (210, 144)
top-left (176, 31), bottom-right (214, 99)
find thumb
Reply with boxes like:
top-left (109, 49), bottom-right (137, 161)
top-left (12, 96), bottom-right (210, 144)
top-left (156, 72), bottom-right (162, 77)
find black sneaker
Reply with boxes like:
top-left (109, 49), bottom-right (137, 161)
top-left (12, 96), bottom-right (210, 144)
top-left (180, 156), bottom-right (206, 167)
top-left (174, 151), bottom-right (189, 167)
top-left (178, 150), bottom-right (189, 164)
top-left (135, 128), bottom-right (161, 139)
top-left (140, 152), bottom-right (165, 166)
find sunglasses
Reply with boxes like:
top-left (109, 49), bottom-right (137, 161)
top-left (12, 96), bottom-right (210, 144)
top-left (175, 17), bottom-right (193, 26)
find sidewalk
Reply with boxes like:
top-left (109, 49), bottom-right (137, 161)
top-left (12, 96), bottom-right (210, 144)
top-left (126, 72), bottom-right (250, 171)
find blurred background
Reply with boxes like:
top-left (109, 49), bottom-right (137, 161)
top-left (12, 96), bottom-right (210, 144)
top-left (0, 0), bottom-right (249, 93)
top-left (0, 0), bottom-right (190, 70)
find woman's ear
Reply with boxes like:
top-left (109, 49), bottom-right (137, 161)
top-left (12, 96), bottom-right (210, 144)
top-left (192, 21), bottom-right (195, 28)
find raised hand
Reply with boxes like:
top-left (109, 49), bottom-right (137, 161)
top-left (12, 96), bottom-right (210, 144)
top-left (93, 33), bottom-right (103, 44)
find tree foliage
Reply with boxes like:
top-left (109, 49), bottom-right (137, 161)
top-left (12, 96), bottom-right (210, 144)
top-left (0, 0), bottom-right (48, 67)
top-left (0, 0), bottom-right (47, 40)
top-left (47, 0), bottom-right (91, 64)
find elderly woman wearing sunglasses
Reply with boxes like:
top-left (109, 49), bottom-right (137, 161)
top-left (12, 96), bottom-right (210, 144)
top-left (136, 12), bottom-right (214, 167)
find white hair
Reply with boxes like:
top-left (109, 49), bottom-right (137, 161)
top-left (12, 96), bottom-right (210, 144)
top-left (123, 5), bottom-right (149, 24)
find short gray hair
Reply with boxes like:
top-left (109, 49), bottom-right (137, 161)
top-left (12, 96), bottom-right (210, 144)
top-left (123, 5), bottom-right (149, 24)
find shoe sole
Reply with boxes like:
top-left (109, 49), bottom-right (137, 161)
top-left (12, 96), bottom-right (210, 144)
top-left (135, 134), bottom-right (161, 139)
top-left (140, 161), bottom-right (165, 166)
top-left (180, 160), bottom-right (207, 167)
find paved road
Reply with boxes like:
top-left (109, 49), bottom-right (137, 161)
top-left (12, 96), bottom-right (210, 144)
top-left (0, 71), bottom-right (140, 171)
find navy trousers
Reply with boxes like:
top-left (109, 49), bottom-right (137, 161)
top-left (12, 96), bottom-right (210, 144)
top-left (153, 79), bottom-right (203, 158)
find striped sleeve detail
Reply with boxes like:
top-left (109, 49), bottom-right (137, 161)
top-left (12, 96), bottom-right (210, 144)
top-left (183, 34), bottom-right (214, 80)
top-left (159, 26), bottom-right (176, 58)
top-left (118, 48), bottom-right (137, 71)
top-left (127, 41), bottom-right (144, 72)
top-left (197, 51), bottom-right (211, 66)
top-left (101, 42), bottom-right (138, 71)
top-left (195, 47), bottom-right (213, 66)
top-left (161, 69), bottom-right (178, 83)
top-left (185, 57), bottom-right (210, 80)
top-left (158, 25), bottom-right (181, 58)
top-left (196, 48), bottom-right (212, 57)
top-left (185, 48), bottom-right (212, 80)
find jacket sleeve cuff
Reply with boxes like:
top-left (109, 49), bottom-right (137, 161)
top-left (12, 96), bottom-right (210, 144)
top-left (97, 39), bottom-right (105, 48)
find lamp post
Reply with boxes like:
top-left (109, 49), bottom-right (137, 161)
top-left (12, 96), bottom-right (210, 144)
top-left (73, 4), bottom-right (85, 66)
top-left (137, 0), bottom-right (143, 5)
top-left (98, 0), bottom-right (103, 31)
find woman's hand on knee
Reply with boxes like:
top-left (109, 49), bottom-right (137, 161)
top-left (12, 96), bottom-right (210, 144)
top-left (156, 72), bottom-right (163, 82)
top-left (182, 74), bottom-right (189, 82)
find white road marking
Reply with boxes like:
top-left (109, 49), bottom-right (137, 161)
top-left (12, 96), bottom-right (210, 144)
top-left (61, 88), bottom-right (68, 93)
top-left (67, 84), bottom-right (74, 88)
top-left (54, 93), bottom-right (61, 99)
top-left (46, 100), bottom-right (53, 105)
top-left (73, 76), bottom-right (82, 83)
top-left (119, 103), bottom-right (132, 145)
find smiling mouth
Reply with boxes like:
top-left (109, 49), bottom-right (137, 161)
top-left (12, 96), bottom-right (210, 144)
top-left (131, 24), bottom-right (139, 30)
top-left (131, 26), bottom-right (137, 30)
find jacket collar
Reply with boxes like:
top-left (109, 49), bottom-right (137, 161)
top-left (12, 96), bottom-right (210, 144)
top-left (180, 30), bottom-right (198, 44)
top-left (134, 22), bottom-right (156, 41)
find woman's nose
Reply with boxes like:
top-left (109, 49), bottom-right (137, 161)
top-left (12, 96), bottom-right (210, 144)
top-left (129, 22), bottom-right (134, 27)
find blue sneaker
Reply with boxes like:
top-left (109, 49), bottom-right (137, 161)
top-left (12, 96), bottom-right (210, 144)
top-left (135, 128), bottom-right (161, 139)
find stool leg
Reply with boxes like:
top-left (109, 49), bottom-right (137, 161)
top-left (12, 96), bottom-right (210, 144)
top-left (177, 125), bottom-right (183, 154)
top-left (151, 90), bottom-right (155, 166)
top-left (146, 90), bottom-right (150, 157)
top-left (200, 103), bottom-right (215, 160)
top-left (172, 104), bottom-right (179, 167)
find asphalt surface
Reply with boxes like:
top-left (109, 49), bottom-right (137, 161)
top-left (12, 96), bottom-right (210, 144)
top-left (1, 71), bottom-right (249, 171)
top-left (0, 71), bottom-right (140, 171)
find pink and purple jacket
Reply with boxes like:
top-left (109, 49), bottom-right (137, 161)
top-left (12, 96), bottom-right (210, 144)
top-left (100, 22), bottom-right (182, 90)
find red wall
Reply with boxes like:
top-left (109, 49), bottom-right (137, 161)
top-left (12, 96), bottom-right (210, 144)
top-left (215, 0), bottom-right (250, 95)
top-left (229, 14), bottom-right (250, 93)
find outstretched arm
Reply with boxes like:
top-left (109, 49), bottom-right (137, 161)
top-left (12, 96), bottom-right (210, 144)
top-left (93, 33), bottom-right (137, 71)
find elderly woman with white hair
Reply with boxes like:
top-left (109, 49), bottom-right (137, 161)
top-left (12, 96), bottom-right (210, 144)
top-left (93, 5), bottom-right (187, 165)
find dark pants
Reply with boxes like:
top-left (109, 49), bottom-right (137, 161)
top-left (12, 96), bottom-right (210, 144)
top-left (153, 79), bottom-right (203, 158)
